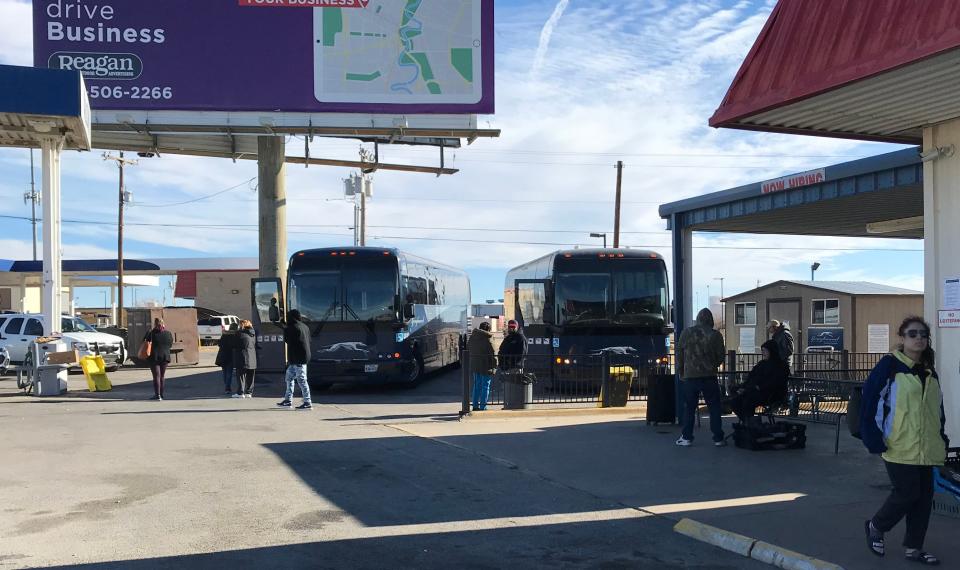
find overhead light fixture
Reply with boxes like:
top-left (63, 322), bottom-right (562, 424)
top-left (866, 216), bottom-right (924, 234)
top-left (919, 144), bottom-right (955, 162)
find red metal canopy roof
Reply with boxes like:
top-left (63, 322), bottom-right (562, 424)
top-left (710, 0), bottom-right (960, 143)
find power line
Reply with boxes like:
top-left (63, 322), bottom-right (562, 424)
top-left (134, 177), bottom-right (256, 208)
top-left (0, 214), bottom-right (923, 252)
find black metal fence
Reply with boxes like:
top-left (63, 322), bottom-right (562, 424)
top-left (460, 348), bottom-right (886, 414)
top-left (723, 350), bottom-right (884, 388)
top-left (461, 351), bottom-right (673, 410)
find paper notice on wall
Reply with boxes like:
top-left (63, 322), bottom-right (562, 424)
top-left (739, 328), bottom-right (756, 354)
top-left (868, 324), bottom-right (890, 353)
top-left (944, 277), bottom-right (960, 309)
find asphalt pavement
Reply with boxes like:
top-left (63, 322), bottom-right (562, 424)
top-left (1, 351), bottom-right (957, 569)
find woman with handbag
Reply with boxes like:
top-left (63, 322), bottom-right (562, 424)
top-left (142, 318), bottom-right (173, 400)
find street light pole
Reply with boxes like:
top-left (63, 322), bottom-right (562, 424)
top-left (811, 262), bottom-right (821, 281)
top-left (713, 277), bottom-right (726, 340)
top-left (589, 232), bottom-right (607, 248)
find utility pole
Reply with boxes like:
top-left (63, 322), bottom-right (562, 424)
top-left (360, 188), bottom-right (367, 247)
top-left (103, 151), bottom-right (137, 328)
top-left (24, 148), bottom-right (40, 261)
top-left (613, 160), bottom-right (623, 248)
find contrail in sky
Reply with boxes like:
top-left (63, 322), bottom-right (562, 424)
top-left (531, 0), bottom-right (571, 79)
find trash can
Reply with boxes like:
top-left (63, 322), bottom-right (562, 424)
top-left (502, 370), bottom-right (534, 410)
top-left (646, 373), bottom-right (676, 424)
top-left (600, 365), bottom-right (634, 407)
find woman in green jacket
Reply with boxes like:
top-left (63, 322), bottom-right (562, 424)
top-left (861, 317), bottom-right (949, 565)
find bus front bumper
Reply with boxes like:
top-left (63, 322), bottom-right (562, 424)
top-left (307, 359), bottom-right (410, 383)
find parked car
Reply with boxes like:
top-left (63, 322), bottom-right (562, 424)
top-left (197, 315), bottom-right (240, 345)
top-left (0, 313), bottom-right (127, 371)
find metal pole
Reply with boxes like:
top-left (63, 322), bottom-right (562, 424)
top-left (360, 186), bottom-right (366, 247)
top-left (118, 151), bottom-right (125, 328)
top-left (460, 349), bottom-right (471, 418)
top-left (30, 148), bottom-right (37, 261)
top-left (257, 136), bottom-right (288, 285)
top-left (613, 161), bottom-right (623, 248)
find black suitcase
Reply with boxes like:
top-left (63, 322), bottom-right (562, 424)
top-left (646, 373), bottom-right (676, 424)
top-left (733, 421), bottom-right (806, 451)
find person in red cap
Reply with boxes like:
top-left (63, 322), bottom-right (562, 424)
top-left (498, 319), bottom-right (528, 371)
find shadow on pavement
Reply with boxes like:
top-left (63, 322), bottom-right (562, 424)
top-left (40, 517), bottom-right (756, 570)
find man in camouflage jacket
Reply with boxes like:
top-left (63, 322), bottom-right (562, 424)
top-left (675, 308), bottom-right (727, 446)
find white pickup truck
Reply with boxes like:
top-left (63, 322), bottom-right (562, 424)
top-left (0, 314), bottom-right (127, 371)
top-left (197, 315), bottom-right (240, 345)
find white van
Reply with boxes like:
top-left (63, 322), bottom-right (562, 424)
top-left (0, 314), bottom-right (127, 371)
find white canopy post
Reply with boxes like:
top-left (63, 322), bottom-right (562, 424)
top-left (40, 136), bottom-right (64, 335)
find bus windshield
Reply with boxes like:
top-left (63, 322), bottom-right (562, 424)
top-left (555, 260), bottom-right (667, 327)
top-left (290, 259), bottom-right (398, 323)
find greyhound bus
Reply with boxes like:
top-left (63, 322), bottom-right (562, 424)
top-left (252, 247), bottom-right (470, 388)
top-left (503, 248), bottom-right (672, 382)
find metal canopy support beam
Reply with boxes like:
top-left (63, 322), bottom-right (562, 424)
top-left (670, 214), bottom-right (693, 422)
top-left (40, 136), bottom-right (64, 335)
top-left (923, 121), bottom-right (960, 442)
top-left (258, 136), bottom-right (287, 286)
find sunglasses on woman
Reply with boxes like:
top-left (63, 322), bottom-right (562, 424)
top-left (904, 329), bottom-right (929, 339)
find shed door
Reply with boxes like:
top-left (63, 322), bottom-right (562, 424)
top-left (767, 299), bottom-right (802, 352)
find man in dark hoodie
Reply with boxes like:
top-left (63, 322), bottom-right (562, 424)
top-left (468, 321), bottom-right (497, 411)
top-left (497, 319), bottom-right (528, 371)
top-left (277, 309), bottom-right (313, 410)
top-left (726, 340), bottom-right (789, 424)
top-left (676, 308), bottom-right (727, 447)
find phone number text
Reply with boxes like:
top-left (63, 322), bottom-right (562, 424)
top-left (89, 86), bottom-right (174, 100)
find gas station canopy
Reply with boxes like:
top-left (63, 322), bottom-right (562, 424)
top-left (0, 64), bottom-right (91, 150)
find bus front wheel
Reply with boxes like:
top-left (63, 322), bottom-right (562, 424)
top-left (404, 356), bottom-right (424, 386)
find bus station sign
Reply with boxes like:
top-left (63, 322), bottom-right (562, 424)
top-left (33, 0), bottom-right (494, 115)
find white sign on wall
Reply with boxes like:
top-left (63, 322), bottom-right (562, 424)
top-left (868, 324), bottom-right (890, 353)
top-left (939, 310), bottom-right (960, 328)
top-left (944, 276), bottom-right (960, 309)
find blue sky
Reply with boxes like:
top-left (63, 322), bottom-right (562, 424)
top-left (0, 0), bottom-right (921, 311)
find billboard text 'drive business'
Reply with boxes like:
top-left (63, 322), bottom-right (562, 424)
top-left (34, 0), bottom-right (493, 114)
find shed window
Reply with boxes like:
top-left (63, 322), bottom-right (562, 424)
top-left (734, 302), bottom-right (756, 325)
top-left (812, 299), bottom-right (839, 325)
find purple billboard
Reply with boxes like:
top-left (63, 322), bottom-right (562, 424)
top-left (33, 0), bottom-right (494, 114)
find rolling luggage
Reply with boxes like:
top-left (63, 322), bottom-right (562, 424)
top-left (646, 373), bottom-right (676, 424)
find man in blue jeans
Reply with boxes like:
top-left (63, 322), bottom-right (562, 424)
top-left (468, 321), bottom-right (496, 410)
top-left (277, 309), bottom-right (312, 410)
top-left (675, 308), bottom-right (727, 447)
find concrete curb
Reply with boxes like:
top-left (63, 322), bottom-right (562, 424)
top-left (462, 406), bottom-right (646, 420)
top-left (673, 518), bottom-right (844, 570)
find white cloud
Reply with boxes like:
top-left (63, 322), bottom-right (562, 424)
top-left (0, 0), bottom-right (919, 302)
top-left (0, 0), bottom-right (31, 66)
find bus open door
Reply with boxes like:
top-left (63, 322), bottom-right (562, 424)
top-left (251, 278), bottom-right (286, 372)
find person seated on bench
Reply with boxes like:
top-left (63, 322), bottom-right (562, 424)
top-left (728, 340), bottom-right (789, 424)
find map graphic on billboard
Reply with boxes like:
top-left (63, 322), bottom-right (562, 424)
top-left (32, 0), bottom-right (493, 115)
top-left (315, 1), bottom-right (482, 105)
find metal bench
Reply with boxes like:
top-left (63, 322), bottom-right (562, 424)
top-left (760, 377), bottom-right (862, 454)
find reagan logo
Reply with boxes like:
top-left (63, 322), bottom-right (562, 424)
top-left (49, 52), bottom-right (143, 80)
